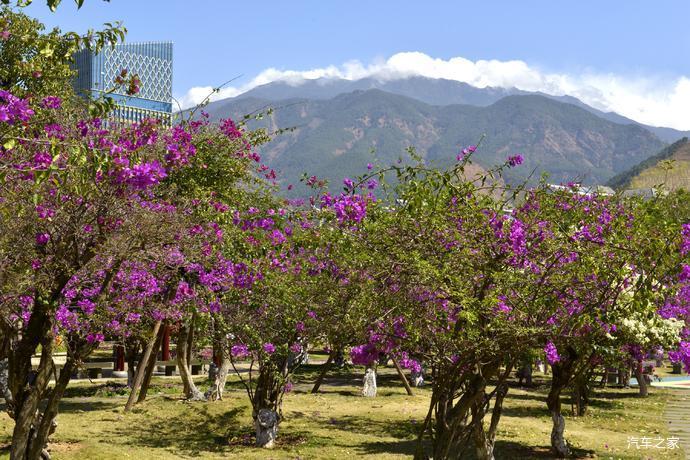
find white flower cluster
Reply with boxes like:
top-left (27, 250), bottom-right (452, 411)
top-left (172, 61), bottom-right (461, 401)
top-left (618, 314), bottom-right (683, 348)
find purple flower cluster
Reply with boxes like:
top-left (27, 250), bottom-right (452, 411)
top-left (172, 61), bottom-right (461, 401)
top-left (350, 343), bottom-right (379, 366)
top-left (681, 223), bottom-right (690, 256)
top-left (118, 161), bottom-right (167, 189)
top-left (41, 96), bottom-right (62, 109)
top-left (456, 145), bottom-right (477, 162)
top-left (231, 343), bottom-right (250, 358)
top-left (507, 154), bottom-right (524, 167)
top-left (544, 341), bottom-right (561, 365)
top-left (0, 90), bottom-right (34, 124)
top-left (398, 354), bottom-right (422, 373)
top-left (165, 126), bottom-right (197, 168)
top-left (321, 192), bottom-right (372, 225)
top-left (669, 342), bottom-right (690, 373)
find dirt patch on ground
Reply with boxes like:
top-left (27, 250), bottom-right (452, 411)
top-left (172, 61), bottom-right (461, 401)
top-left (48, 441), bottom-right (84, 454)
top-left (227, 431), bottom-right (307, 448)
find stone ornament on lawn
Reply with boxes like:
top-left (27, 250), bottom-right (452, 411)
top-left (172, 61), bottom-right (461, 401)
top-left (362, 367), bottom-right (377, 397)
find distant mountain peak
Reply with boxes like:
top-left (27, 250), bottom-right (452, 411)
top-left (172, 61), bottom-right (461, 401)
top-left (197, 83), bottom-right (667, 196)
top-left (218, 75), bottom-right (689, 143)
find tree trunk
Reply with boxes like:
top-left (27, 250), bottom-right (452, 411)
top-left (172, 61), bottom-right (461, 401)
top-left (471, 378), bottom-right (509, 460)
top-left (0, 358), bottom-right (12, 407)
top-left (474, 424), bottom-right (495, 460)
top-left (550, 410), bottom-right (569, 458)
top-left (572, 371), bottom-right (590, 417)
top-left (125, 321), bottom-right (162, 411)
top-left (618, 367), bottom-right (630, 387)
top-left (255, 408), bottom-right (278, 448)
top-left (333, 350), bottom-right (345, 368)
top-left (430, 369), bottom-right (497, 460)
top-left (176, 322), bottom-right (204, 401)
top-left (9, 336), bottom-right (87, 460)
top-left (634, 363), bottom-right (649, 397)
top-left (311, 350), bottom-right (334, 394)
top-left (362, 366), bottom-right (377, 397)
top-left (26, 358), bottom-right (76, 460)
top-left (392, 358), bottom-right (414, 396)
top-left (125, 343), bottom-right (139, 388)
top-left (251, 363), bottom-right (285, 447)
top-left (547, 366), bottom-right (571, 458)
top-left (161, 325), bottom-right (171, 361)
top-left (137, 322), bottom-right (166, 403)
top-left (9, 320), bottom-right (57, 460)
top-left (206, 351), bottom-right (230, 401)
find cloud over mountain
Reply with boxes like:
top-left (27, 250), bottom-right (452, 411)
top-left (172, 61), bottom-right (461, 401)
top-left (177, 52), bottom-right (690, 130)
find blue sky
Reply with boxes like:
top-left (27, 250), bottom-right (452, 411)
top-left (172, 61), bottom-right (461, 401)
top-left (24, 0), bottom-right (690, 129)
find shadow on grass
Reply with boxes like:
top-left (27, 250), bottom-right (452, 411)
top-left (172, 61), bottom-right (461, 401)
top-left (358, 439), bottom-right (594, 460)
top-left (293, 364), bottom-right (423, 390)
top-left (58, 399), bottom-right (121, 413)
top-left (114, 405), bottom-right (246, 455)
top-left (290, 411), bottom-right (421, 440)
top-left (589, 388), bottom-right (644, 400)
top-left (504, 391), bottom-right (548, 402)
top-left (355, 435), bottom-right (595, 458)
top-left (63, 382), bottom-right (131, 398)
top-left (492, 441), bottom-right (594, 460)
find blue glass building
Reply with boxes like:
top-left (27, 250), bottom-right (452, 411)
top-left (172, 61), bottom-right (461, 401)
top-left (72, 42), bottom-right (173, 126)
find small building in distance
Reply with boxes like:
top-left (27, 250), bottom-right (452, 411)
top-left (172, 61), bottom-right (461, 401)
top-left (547, 183), bottom-right (615, 196)
top-left (72, 42), bottom-right (173, 126)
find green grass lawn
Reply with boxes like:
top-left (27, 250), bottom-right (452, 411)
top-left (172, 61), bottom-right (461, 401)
top-left (0, 365), bottom-right (685, 459)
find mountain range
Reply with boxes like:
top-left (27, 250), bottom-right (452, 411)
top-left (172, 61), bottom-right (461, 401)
top-left (193, 76), bottom-right (686, 194)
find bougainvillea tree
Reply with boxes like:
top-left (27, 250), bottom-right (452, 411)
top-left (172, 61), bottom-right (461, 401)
top-left (0, 77), bottom-right (277, 458)
top-left (332, 151), bottom-right (583, 459)
top-left (330, 148), bottom-right (690, 459)
top-left (536, 188), bottom-right (690, 457)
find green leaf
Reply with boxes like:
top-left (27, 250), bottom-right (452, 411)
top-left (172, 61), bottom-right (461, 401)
top-left (3, 139), bottom-right (16, 150)
top-left (39, 42), bottom-right (55, 57)
top-left (47, 0), bottom-right (61, 11)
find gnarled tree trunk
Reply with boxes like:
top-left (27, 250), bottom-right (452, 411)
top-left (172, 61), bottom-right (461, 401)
top-left (255, 408), bottom-right (278, 448)
top-left (137, 322), bottom-right (166, 403)
top-left (7, 328), bottom-right (92, 460)
top-left (634, 362), bottom-right (649, 397)
top-left (176, 321), bottom-right (204, 401)
top-left (6, 301), bottom-right (60, 460)
top-left (251, 361), bottom-right (286, 448)
top-left (427, 363), bottom-right (501, 460)
top-left (472, 382), bottom-right (509, 460)
top-left (547, 358), bottom-right (575, 458)
top-left (571, 368), bottom-right (592, 416)
top-left (206, 350), bottom-right (230, 401)
top-left (125, 321), bottom-right (162, 411)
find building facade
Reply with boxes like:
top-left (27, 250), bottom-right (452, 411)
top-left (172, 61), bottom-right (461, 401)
top-left (72, 42), bottom-right (173, 126)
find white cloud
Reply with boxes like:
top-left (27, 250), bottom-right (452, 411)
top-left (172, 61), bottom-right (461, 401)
top-left (176, 51), bottom-right (690, 131)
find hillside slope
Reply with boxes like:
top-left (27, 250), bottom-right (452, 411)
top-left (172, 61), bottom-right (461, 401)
top-left (199, 90), bottom-right (666, 193)
top-left (607, 138), bottom-right (690, 190)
